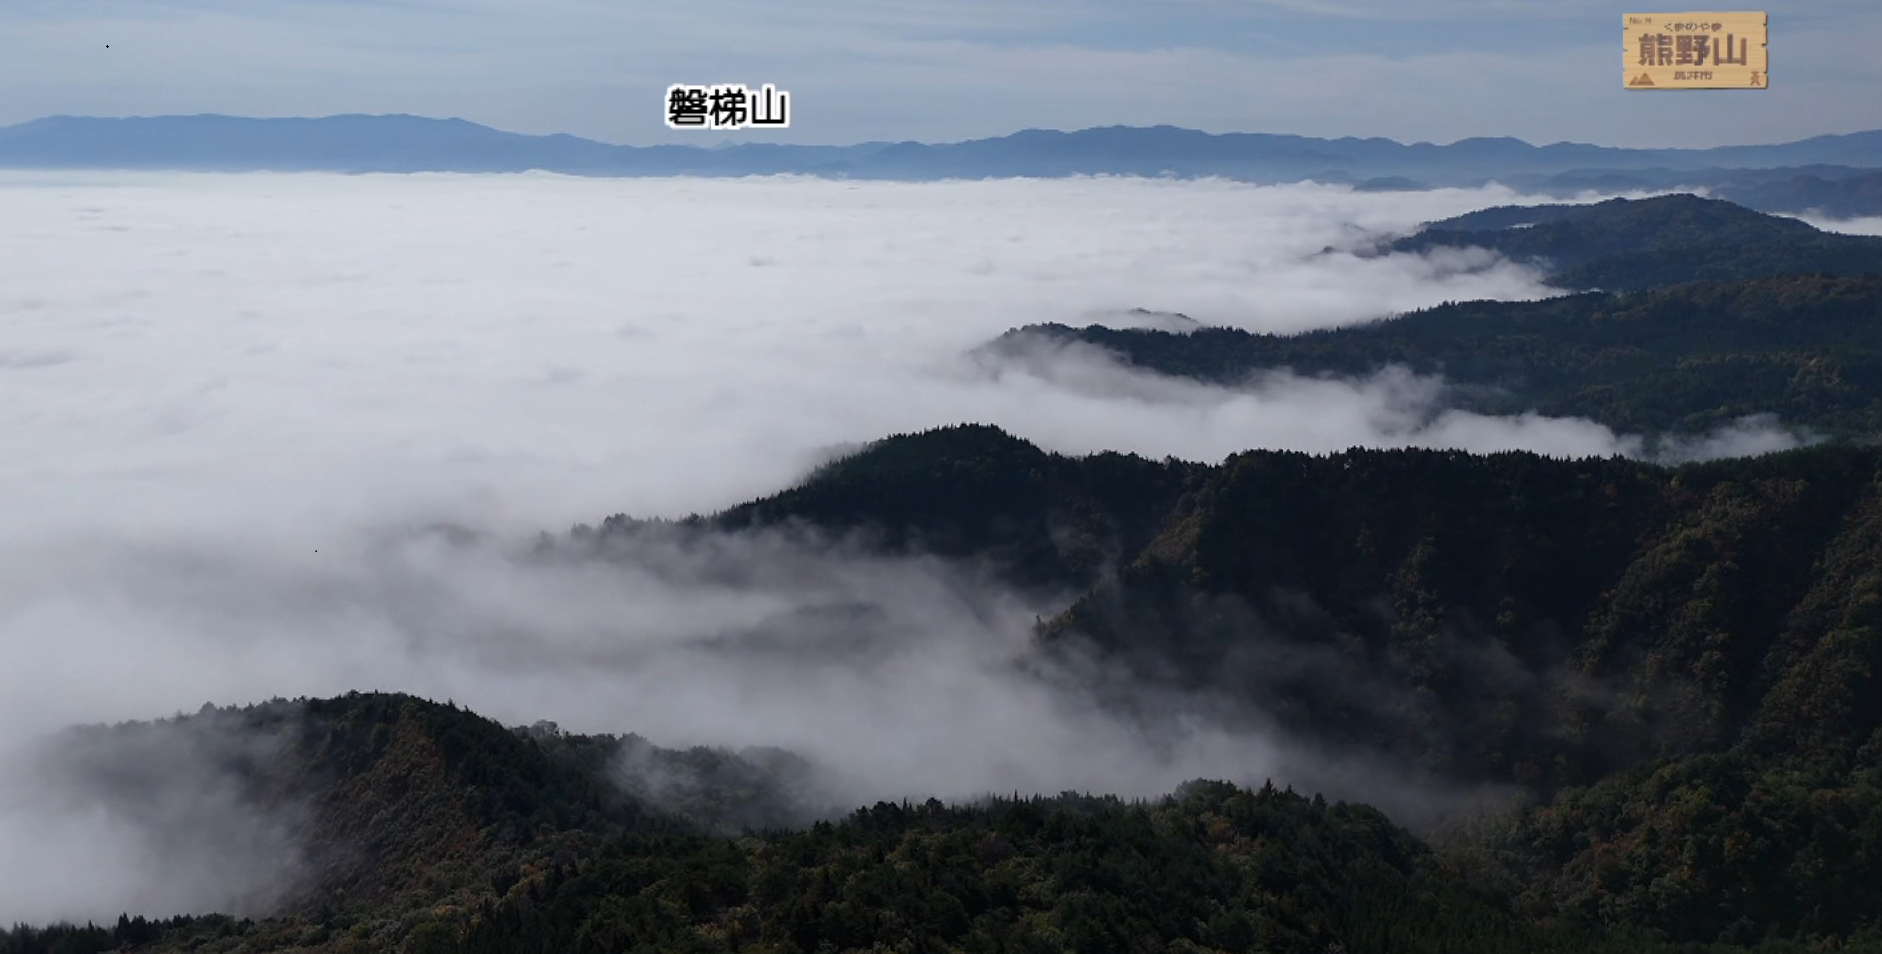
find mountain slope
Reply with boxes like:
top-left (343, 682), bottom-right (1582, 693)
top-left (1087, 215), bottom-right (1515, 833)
top-left (542, 429), bottom-right (1882, 946)
top-left (4, 769), bottom-right (1644, 954)
top-left (1043, 442), bottom-right (1882, 785)
top-left (11, 431), bottom-right (1882, 950)
top-left (12, 694), bottom-right (832, 937)
top-left (988, 273), bottom-right (1882, 439)
top-left (706, 423), bottom-right (1207, 591)
top-left (448, 781), bottom-right (1618, 954)
top-left (33, 694), bottom-right (655, 913)
top-left (665, 426), bottom-right (1882, 944)
top-left (1385, 194), bottom-right (1882, 291)
top-left (566, 425), bottom-right (1882, 796)
top-left (616, 427), bottom-right (1882, 945)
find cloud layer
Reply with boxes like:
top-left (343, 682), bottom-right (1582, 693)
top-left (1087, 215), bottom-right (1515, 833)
top-left (0, 172), bottom-right (1574, 541)
top-left (0, 172), bottom-right (1795, 923)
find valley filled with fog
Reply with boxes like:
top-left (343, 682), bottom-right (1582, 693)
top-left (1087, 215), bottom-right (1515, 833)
top-left (0, 172), bottom-right (1815, 924)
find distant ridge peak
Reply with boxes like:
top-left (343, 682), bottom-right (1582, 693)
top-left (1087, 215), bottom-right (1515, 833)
top-left (1, 113), bottom-right (1879, 183)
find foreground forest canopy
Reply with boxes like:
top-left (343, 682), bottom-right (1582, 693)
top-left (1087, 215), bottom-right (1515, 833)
top-left (16, 427), bottom-right (1882, 954)
top-left (593, 427), bottom-right (1882, 948)
top-left (8, 690), bottom-right (1881, 954)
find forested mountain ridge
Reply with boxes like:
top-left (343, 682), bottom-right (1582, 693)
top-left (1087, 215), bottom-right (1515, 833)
top-left (17, 689), bottom-right (1878, 954)
top-left (1042, 440), bottom-right (1882, 783)
top-left (1403, 193), bottom-right (1823, 239)
top-left (3, 758), bottom-right (1685, 954)
top-left (989, 274), bottom-right (1882, 440)
top-left (708, 427), bottom-right (1209, 592)
top-left (2, 694), bottom-right (838, 954)
top-left (32, 695), bottom-right (658, 911)
top-left (443, 781), bottom-right (1645, 954)
top-left (672, 426), bottom-right (1882, 793)
top-left (1382, 194), bottom-right (1882, 292)
top-left (13, 431), bottom-right (1882, 953)
top-left (639, 427), bottom-right (1882, 946)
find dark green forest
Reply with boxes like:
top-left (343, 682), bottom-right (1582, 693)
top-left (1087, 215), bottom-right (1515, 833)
top-left (610, 426), bottom-right (1882, 949)
top-left (12, 426), bottom-right (1875, 952)
top-left (1382, 194), bottom-right (1882, 292)
top-left (991, 274), bottom-right (1882, 438)
top-left (988, 197), bottom-right (1882, 440)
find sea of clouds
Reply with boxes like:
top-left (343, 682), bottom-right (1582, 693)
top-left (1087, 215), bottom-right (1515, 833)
top-left (0, 171), bottom-right (1803, 922)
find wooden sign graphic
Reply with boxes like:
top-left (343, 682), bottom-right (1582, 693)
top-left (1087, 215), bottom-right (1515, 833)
top-left (1624, 12), bottom-right (1767, 89)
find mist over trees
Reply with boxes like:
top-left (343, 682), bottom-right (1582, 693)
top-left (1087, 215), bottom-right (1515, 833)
top-left (8, 183), bottom-right (1882, 953)
top-left (993, 273), bottom-right (1882, 442)
top-left (17, 415), bottom-right (1882, 951)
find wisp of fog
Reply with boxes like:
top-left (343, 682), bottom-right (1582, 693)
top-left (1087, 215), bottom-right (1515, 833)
top-left (1793, 211), bottom-right (1882, 236)
top-left (0, 172), bottom-right (1791, 923)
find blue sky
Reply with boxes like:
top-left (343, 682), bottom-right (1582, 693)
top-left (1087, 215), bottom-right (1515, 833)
top-left (2, 0), bottom-right (1877, 147)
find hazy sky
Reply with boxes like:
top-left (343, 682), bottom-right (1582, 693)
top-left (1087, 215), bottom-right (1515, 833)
top-left (1, 0), bottom-right (1877, 147)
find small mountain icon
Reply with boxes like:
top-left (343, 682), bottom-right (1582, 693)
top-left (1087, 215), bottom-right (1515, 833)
top-left (1629, 72), bottom-right (1656, 86)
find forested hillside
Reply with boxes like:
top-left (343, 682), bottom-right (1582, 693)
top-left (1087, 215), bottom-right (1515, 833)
top-left (0, 695), bottom-right (835, 954)
top-left (667, 426), bottom-right (1882, 786)
top-left (678, 426), bottom-right (1882, 947)
top-left (11, 429), bottom-right (1882, 953)
top-left (989, 274), bottom-right (1882, 440)
top-left (1383, 194), bottom-right (1882, 292)
top-left (0, 769), bottom-right (1737, 954)
top-left (441, 782), bottom-right (1672, 954)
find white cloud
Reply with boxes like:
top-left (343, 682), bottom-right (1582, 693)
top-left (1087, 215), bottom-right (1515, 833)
top-left (1791, 212), bottom-right (1882, 236)
top-left (0, 172), bottom-right (1802, 923)
top-left (0, 172), bottom-right (1574, 538)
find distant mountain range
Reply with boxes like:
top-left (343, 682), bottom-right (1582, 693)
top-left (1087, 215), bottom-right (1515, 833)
top-left (4, 114), bottom-right (1882, 213)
